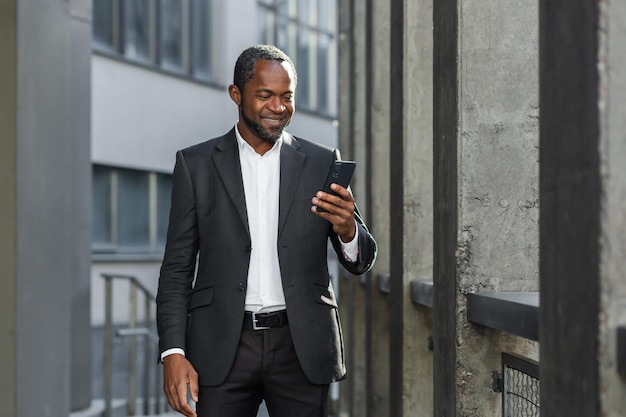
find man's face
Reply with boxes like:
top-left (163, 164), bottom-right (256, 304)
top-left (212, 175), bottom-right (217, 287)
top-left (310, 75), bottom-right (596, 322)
top-left (231, 60), bottom-right (296, 145)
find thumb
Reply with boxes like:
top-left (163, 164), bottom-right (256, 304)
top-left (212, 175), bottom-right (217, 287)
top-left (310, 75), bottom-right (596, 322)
top-left (189, 375), bottom-right (199, 403)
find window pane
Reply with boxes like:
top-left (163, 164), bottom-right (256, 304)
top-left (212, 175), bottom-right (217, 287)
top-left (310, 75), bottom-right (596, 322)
top-left (318, 0), bottom-right (336, 32)
top-left (275, 0), bottom-right (290, 17)
top-left (160, 0), bottom-right (183, 71)
top-left (124, 0), bottom-right (152, 62)
top-left (297, 0), bottom-right (311, 26)
top-left (256, 0), bottom-right (338, 116)
top-left (191, 0), bottom-right (212, 80)
top-left (258, 6), bottom-right (273, 45)
top-left (156, 173), bottom-right (173, 247)
top-left (117, 168), bottom-right (150, 248)
top-left (317, 33), bottom-right (330, 113)
top-left (93, 0), bottom-right (114, 50)
top-left (297, 27), bottom-right (311, 110)
top-left (93, 166), bottom-right (112, 247)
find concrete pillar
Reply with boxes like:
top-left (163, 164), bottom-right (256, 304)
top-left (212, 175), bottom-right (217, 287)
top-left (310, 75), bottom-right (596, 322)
top-left (434, 0), bottom-right (539, 415)
top-left (389, 0), bottom-right (434, 416)
top-left (366, 0), bottom-right (391, 415)
top-left (69, 0), bottom-right (93, 411)
top-left (0, 1), bottom-right (92, 416)
top-left (599, 1), bottom-right (626, 415)
top-left (337, 0), bottom-right (368, 415)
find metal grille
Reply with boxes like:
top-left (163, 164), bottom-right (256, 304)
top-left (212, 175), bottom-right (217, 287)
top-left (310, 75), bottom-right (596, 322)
top-left (502, 352), bottom-right (540, 417)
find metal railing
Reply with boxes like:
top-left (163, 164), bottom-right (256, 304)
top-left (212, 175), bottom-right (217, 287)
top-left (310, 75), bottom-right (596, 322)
top-left (102, 273), bottom-right (163, 417)
top-left (501, 352), bottom-right (540, 417)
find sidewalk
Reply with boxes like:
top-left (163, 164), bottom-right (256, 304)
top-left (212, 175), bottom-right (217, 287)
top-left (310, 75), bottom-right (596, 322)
top-left (70, 398), bottom-right (270, 417)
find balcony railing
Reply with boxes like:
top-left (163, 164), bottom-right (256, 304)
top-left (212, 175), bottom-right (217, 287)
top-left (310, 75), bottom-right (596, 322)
top-left (101, 273), bottom-right (163, 416)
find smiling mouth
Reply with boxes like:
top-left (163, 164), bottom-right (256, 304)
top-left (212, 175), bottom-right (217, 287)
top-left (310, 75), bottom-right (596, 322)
top-left (262, 117), bottom-right (284, 125)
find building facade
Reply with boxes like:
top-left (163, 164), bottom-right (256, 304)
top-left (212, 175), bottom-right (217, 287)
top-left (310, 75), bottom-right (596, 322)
top-left (89, 0), bottom-right (340, 326)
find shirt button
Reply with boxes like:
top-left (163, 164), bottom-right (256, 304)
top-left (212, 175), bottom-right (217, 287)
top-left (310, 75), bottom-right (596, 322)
top-left (238, 282), bottom-right (245, 291)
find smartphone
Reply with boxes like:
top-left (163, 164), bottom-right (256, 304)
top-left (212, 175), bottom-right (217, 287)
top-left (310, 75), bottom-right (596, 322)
top-left (316, 160), bottom-right (356, 212)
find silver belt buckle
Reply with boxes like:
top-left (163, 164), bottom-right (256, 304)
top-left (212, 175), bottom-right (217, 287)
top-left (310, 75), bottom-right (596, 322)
top-left (252, 312), bottom-right (270, 330)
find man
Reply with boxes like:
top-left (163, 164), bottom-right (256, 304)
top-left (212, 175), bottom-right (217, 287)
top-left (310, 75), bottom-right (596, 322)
top-left (156, 44), bottom-right (377, 417)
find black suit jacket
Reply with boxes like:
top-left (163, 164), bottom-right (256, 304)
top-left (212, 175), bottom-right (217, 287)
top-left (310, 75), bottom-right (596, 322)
top-left (156, 128), bottom-right (377, 386)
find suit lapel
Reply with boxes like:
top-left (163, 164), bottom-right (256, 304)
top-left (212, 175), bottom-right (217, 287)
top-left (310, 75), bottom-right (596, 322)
top-left (211, 130), bottom-right (250, 235)
top-left (279, 133), bottom-right (305, 238)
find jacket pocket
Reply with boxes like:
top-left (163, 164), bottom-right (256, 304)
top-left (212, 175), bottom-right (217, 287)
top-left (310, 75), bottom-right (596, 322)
top-left (313, 284), bottom-right (338, 308)
top-left (188, 286), bottom-right (215, 311)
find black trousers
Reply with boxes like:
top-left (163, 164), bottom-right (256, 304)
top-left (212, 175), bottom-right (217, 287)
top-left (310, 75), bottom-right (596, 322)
top-left (196, 320), bottom-right (330, 417)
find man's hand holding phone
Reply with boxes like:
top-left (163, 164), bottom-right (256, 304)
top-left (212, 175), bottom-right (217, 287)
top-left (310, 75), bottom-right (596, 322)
top-left (312, 161), bottom-right (357, 243)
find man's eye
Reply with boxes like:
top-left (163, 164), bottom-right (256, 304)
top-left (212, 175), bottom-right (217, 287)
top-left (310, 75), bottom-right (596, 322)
top-left (258, 95), bottom-right (270, 99)
top-left (283, 96), bottom-right (293, 101)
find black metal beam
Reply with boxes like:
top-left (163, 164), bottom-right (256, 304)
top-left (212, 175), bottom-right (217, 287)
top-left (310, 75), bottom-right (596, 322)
top-left (540, 0), bottom-right (600, 415)
top-left (433, 0), bottom-right (458, 414)
top-left (389, 0), bottom-right (404, 415)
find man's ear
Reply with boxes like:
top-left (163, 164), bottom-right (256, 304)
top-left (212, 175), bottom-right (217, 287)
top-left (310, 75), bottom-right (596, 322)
top-left (228, 85), bottom-right (241, 106)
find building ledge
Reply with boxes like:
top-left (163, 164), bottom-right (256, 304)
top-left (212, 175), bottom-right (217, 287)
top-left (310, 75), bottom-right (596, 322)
top-left (411, 280), bottom-right (434, 307)
top-left (467, 292), bottom-right (539, 341)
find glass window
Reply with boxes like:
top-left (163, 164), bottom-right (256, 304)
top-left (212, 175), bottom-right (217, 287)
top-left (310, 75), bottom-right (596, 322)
top-left (124, 0), bottom-right (152, 62)
top-left (317, 33), bottom-right (331, 112)
top-left (191, 0), bottom-right (212, 80)
top-left (258, 6), bottom-right (274, 46)
top-left (92, 0), bottom-right (215, 82)
top-left (92, 165), bottom-right (172, 254)
top-left (156, 173), bottom-right (173, 247)
top-left (93, 0), bottom-right (114, 50)
top-left (117, 168), bottom-right (150, 249)
top-left (297, 26), bottom-right (312, 109)
top-left (258, 0), bottom-right (337, 115)
top-left (93, 165), bottom-right (113, 247)
top-left (160, 0), bottom-right (184, 72)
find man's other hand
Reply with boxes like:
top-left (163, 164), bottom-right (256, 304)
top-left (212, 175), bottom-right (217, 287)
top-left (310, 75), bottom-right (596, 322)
top-left (162, 353), bottom-right (199, 417)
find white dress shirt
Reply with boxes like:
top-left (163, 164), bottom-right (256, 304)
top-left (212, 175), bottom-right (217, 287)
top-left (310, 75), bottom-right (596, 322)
top-left (161, 126), bottom-right (359, 360)
top-left (236, 127), bottom-right (285, 313)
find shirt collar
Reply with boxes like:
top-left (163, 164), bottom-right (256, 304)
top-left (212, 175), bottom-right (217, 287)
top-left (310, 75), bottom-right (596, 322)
top-left (234, 123), bottom-right (283, 156)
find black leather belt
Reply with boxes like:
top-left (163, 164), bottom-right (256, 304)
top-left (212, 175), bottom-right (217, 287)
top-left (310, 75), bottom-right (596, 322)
top-left (244, 310), bottom-right (288, 330)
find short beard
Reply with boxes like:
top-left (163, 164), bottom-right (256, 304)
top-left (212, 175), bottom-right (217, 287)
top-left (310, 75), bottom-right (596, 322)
top-left (240, 105), bottom-right (289, 144)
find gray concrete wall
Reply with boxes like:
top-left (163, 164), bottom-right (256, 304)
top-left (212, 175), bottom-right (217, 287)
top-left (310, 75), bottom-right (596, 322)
top-left (398, 0), bottom-right (434, 416)
top-left (0, 1), bottom-right (92, 415)
top-left (435, 0), bottom-right (540, 415)
top-left (455, 1), bottom-right (540, 415)
top-left (598, 1), bottom-right (626, 415)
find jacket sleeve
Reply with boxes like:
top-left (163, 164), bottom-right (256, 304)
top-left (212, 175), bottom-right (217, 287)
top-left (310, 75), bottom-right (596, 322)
top-left (156, 150), bottom-right (199, 355)
top-left (330, 204), bottom-right (377, 275)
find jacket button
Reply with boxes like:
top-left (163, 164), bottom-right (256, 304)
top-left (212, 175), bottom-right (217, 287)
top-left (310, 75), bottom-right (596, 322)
top-left (244, 244), bottom-right (252, 253)
top-left (238, 282), bottom-right (245, 291)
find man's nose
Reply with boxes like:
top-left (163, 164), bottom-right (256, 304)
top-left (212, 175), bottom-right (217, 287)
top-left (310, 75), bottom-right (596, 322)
top-left (268, 97), bottom-right (286, 112)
